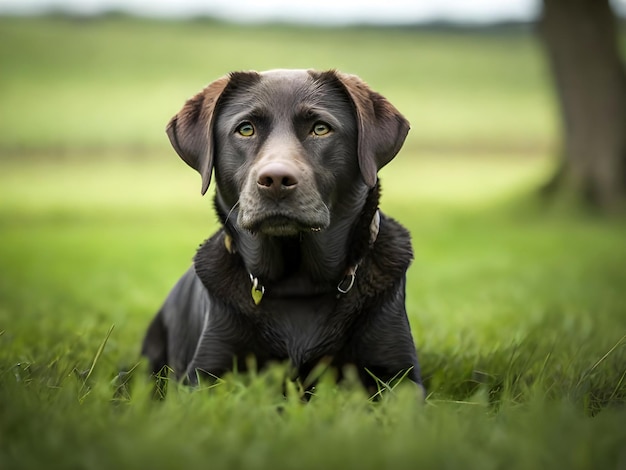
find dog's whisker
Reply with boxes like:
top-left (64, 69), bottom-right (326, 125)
top-left (225, 200), bottom-right (240, 225)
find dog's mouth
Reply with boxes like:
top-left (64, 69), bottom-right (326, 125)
top-left (244, 215), bottom-right (326, 237)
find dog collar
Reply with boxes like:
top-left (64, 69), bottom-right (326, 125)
top-left (336, 209), bottom-right (380, 295)
top-left (249, 273), bottom-right (266, 305)
top-left (223, 234), bottom-right (266, 305)
top-left (224, 208), bottom-right (380, 306)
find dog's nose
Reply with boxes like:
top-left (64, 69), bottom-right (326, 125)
top-left (257, 162), bottom-right (299, 198)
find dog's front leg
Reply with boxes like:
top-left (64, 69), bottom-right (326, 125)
top-left (353, 280), bottom-right (425, 398)
top-left (184, 311), bottom-right (246, 386)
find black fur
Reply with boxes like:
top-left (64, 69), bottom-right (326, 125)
top-left (142, 69), bottom-right (422, 395)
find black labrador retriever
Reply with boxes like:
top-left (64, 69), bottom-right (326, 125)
top-left (142, 69), bottom-right (423, 396)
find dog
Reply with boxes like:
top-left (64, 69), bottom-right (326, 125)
top-left (141, 69), bottom-right (423, 396)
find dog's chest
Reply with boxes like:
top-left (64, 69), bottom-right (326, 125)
top-left (254, 295), bottom-right (344, 365)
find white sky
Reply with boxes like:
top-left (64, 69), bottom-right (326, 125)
top-left (0, 0), bottom-right (625, 25)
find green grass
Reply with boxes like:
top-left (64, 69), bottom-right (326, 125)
top-left (1, 16), bottom-right (625, 470)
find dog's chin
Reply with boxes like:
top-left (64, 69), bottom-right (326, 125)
top-left (245, 216), bottom-right (326, 237)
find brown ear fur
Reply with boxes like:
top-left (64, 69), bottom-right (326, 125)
top-left (334, 71), bottom-right (410, 187)
top-left (166, 76), bottom-right (231, 195)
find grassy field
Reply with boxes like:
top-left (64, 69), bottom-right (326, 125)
top-left (1, 16), bottom-right (625, 470)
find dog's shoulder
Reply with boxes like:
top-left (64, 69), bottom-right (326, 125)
top-left (375, 213), bottom-right (413, 269)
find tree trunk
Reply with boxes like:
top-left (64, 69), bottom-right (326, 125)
top-left (539, 0), bottom-right (626, 211)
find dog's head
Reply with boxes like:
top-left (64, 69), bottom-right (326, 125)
top-left (166, 69), bottom-right (409, 236)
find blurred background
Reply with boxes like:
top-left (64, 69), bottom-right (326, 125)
top-left (0, 0), bottom-right (625, 383)
top-left (1, 0), bottom-right (625, 210)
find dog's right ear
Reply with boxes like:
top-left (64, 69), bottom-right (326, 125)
top-left (166, 76), bottom-right (231, 195)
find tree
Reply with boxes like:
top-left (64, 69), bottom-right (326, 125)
top-left (539, 0), bottom-right (626, 212)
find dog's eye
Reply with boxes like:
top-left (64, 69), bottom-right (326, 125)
top-left (312, 122), bottom-right (331, 136)
top-left (236, 122), bottom-right (255, 137)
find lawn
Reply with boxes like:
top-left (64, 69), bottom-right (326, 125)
top-left (0, 16), bottom-right (625, 470)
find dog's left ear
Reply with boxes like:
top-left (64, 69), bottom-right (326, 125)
top-left (166, 75), bottom-right (231, 195)
top-left (334, 72), bottom-right (410, 187)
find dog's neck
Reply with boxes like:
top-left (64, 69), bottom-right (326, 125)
top-left (214, 182), bottom-right (379, 296)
